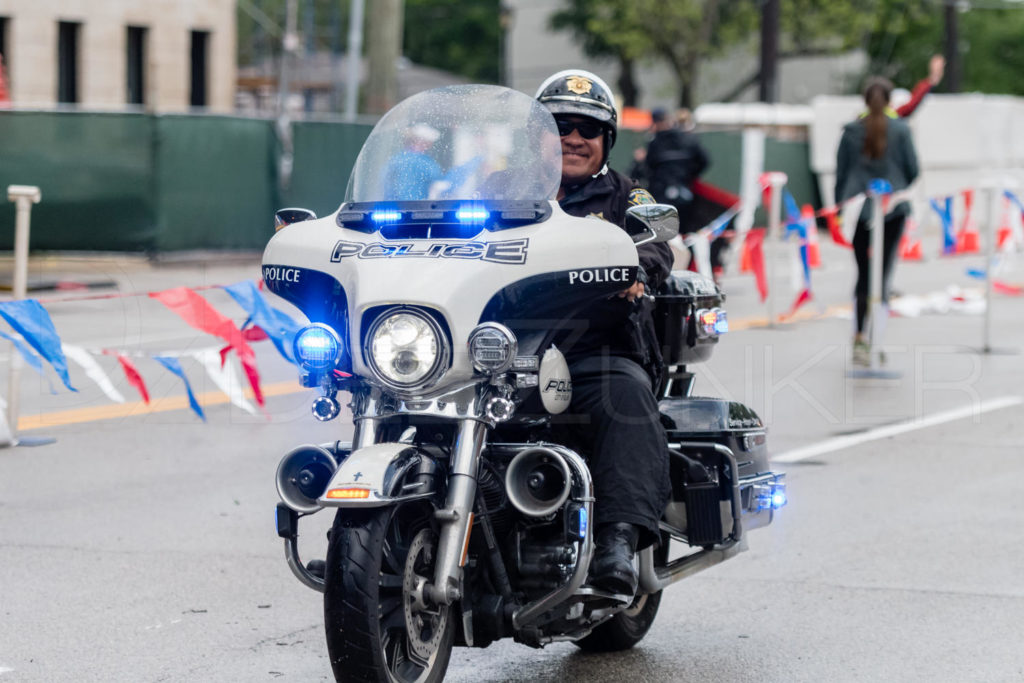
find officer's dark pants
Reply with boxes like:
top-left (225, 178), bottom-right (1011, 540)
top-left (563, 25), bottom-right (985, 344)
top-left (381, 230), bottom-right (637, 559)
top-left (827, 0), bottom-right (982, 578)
top-left (553, 355), bottom-right (671, 549)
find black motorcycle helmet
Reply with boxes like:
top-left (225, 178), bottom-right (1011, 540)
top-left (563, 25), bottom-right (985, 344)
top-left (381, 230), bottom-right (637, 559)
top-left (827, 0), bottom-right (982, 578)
top-left (535, 69), bottom-right (618, 165)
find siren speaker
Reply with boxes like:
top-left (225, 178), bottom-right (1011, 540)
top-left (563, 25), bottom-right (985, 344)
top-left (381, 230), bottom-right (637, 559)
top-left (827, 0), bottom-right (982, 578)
top-left (276, 445), bottom-right (338, 513)
top-left (505, 447), bottom-right (572, 517)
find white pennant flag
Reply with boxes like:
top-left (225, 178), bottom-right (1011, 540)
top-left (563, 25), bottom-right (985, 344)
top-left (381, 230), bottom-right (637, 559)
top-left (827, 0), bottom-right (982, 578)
top-left (841, 194), bottom-right (866, 244)
top-left (193, 349), bottom-right (258, 416)
top-left (62, 344), bottom-right (126, 403)
top-left (684, 231), bottom-right (713, 278)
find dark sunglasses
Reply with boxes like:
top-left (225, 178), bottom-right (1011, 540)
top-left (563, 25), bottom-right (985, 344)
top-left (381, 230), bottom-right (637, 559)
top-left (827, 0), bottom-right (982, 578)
top-left (555, 118), bottom-right (605, 140)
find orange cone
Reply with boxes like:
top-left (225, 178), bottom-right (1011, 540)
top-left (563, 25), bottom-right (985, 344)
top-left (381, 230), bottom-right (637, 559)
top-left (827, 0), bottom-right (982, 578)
top-left (900, 234), bottom-right (923, 261)
top-left (997, 196), bottom-right (1014, 250)
top-left (801, 204), bottom-right (821, 268)
top-left (956, 227), bottom-right (980, 254)
top-left (956, 189), bottom-right (981, 254)
top-left (739, 234), bottom-right (753, 272)
top-left (900, 217), bottom-right (923, 261)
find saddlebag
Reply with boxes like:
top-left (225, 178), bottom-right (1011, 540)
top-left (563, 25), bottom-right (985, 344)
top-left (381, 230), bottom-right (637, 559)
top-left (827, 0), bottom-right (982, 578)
top-left (660, 396), bottom-right (772, 545)
top-left (660, 396), bottom-right (769, 479)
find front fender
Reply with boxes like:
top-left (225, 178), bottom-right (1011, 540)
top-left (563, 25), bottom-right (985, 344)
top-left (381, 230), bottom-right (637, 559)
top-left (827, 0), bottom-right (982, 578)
top-left (317, 443), bottom-right (439, 507)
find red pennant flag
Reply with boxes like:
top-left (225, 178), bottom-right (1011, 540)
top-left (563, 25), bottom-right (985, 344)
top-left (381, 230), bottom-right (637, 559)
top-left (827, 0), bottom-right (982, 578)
top-left (745, 228), bottom-right (768, 302)
top-left (219, 326), bottom-right (270, 367)
top-left (105, 351), bottom-right (150, 404)
top-left (960, 189), bottom-right (974, 232)
top-left (994, 281), bottom-right (1023, 296)
top-left (820, 206), bottom-right (850, 247)
top-left (150, 287), bottom-right (264, 406)
top-left (243, 325), bottom-right (269, 342)
top-left (782, 289), bottom-right (812, 320)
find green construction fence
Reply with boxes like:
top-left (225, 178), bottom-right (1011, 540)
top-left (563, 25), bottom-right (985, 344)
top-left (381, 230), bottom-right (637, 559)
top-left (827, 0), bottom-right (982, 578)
top-left (0, 111), bottom-right (813, 252)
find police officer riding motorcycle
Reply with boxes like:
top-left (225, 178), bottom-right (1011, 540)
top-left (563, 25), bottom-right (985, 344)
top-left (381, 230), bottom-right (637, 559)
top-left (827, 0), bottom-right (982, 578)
top-left (265, 76), bottom-right (785, 682)
top-left (533, 69), bottom-right (673, 599)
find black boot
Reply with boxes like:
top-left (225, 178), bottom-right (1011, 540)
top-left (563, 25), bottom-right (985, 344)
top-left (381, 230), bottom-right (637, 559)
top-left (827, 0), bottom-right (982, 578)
top-left (589, 523), bottom-right (640, 596)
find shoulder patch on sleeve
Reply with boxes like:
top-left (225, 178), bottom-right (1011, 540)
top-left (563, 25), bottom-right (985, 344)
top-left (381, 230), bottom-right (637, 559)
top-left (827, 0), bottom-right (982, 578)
top-left (628, 188), bottom-right (656, 206)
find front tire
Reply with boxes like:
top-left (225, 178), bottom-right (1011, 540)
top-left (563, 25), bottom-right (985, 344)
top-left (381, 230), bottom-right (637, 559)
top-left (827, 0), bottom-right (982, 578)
top-left (324, 503), bottom-right (455, 682)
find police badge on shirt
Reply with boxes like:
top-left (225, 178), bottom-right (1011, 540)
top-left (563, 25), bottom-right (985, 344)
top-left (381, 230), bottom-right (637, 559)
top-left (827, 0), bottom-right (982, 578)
top-left (627, 188), bottom-right (656, 206)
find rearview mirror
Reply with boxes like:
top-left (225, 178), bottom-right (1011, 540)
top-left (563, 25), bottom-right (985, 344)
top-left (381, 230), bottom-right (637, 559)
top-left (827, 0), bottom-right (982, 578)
top-left (625, 203), bottom-right (679, 246)
top-left (274, 207), bottom-right (317, 231)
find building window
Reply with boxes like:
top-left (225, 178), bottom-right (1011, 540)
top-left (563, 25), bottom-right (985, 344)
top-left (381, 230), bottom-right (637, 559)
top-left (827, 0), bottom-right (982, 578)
top-left (126, 26), bottom-right (146, 105)
top-left (190, 30), bottom-right (209, 108)
top-left (57, 21), bottom-right (80, 104)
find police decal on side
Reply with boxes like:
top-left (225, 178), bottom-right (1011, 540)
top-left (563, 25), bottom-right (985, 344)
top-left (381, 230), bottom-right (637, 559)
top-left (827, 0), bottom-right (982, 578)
top-left (539, 346), bottom-right (572, 414)
top-left (262, 265), bottom-right (302, 283)
top-left (567, 267), bottom-right (631, 285)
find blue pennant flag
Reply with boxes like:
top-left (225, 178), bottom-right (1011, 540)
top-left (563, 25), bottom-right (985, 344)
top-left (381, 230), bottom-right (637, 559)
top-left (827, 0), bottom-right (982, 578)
top-left (930, 197), bottom-right (956, 255)
top-left (1005, 190), bottom-right (1024, 214)
top-left (153, 356), bottom-right (205, 421)
top-left (0, 329), bottom-right (56, 393)
top-left (0, 299), bottom-right (76, 391)
top-left (783, 189), bottom-right (802, 229)
top-left (223, 281), bottom-right (301, 364)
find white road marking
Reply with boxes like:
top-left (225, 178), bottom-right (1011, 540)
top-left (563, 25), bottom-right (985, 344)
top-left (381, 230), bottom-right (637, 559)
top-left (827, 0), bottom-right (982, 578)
top-left (773, 395), bottom-right (1023, 463)
top-left (0, 666), bottom-right (15, 675)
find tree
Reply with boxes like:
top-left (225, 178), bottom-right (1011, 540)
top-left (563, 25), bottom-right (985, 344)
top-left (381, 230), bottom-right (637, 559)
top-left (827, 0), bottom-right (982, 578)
top-left (237, 0), bottom-right (347, 66)
top-left (862, 1), bottom-right (1024, 97)
top-left (238, 0), bottom-right (502, 84)
top-left (549, 0), bottom-right (647, 106)
top-left (547, 0), bottom-right (950, 107)
top-left (403, 0), bottom-right (501, 83)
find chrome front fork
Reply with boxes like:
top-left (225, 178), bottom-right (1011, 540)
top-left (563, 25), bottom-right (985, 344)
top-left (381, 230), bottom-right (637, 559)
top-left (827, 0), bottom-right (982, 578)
top-left (353, 415), bottom-right (483, 606)
top-left (427, 419), bottom-right (485, 605)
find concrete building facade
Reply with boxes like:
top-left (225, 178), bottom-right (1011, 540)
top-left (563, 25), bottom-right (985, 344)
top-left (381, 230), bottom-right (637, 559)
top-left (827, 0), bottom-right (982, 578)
top-left (0, 0), bottom-right (235, 112)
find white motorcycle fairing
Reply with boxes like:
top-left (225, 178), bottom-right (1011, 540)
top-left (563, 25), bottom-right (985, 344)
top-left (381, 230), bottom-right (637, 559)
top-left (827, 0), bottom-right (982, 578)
top-left (262, 201), bottom-right (639, 389)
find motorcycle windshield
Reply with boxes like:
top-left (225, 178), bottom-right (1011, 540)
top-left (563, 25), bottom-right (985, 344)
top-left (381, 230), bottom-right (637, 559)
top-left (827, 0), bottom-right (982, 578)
top-left (344, 85), bottom-right (562, 203)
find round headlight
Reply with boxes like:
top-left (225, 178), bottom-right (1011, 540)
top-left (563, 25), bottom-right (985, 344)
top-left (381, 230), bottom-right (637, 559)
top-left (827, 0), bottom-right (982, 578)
top-left (365, 309), bottom-right (447, 389)
top-left (468, 322), bottom-right (517, 374)
top-left (293, 324), bottom-right (343, 371)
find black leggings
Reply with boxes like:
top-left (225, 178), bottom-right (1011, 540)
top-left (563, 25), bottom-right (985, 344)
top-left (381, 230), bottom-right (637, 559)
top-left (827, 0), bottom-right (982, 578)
top-left (852, 214), bottom-right (906, 334)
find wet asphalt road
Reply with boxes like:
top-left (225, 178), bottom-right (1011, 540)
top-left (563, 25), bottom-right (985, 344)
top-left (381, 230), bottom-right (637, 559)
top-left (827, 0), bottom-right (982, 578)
top-left (1, 243), bottom-right (1023, 682)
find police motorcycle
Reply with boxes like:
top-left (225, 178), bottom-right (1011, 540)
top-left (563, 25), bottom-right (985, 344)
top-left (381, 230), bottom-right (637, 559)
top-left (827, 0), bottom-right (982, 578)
top-left (264, 84), bottom-right (786, 682)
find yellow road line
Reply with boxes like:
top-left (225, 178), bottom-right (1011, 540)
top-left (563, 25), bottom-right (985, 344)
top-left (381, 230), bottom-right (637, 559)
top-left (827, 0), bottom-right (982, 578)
top-left (729, 304), bottom-right (848, 331)
top-left (17, 380), bottom-right (306, 431)
top-left (18, 305), bottom-right (850, 431)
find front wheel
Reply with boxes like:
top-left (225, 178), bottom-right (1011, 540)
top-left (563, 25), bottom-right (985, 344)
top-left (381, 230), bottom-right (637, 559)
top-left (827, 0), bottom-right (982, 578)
top-left (324, 503), bottom-right (455, 682)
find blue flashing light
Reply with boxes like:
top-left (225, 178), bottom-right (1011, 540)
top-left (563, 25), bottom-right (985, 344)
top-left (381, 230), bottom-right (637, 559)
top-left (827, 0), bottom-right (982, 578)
top-left (714, 312), bottom-right (729, 335)
top-left (294, 325), bottom-right (342, 370)
top-left (371, 210), bottom-right (402, 223)
top-left (455, 206), bottom-right (490, 222)
top-left (770, 486), bottom-right (787, 509)
top-left (578, 507), bottom-right (588, 537)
